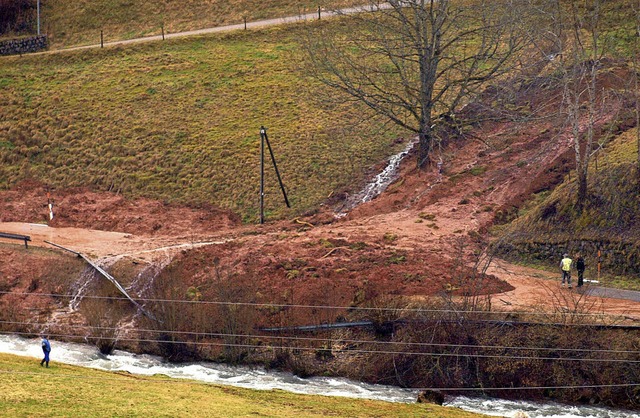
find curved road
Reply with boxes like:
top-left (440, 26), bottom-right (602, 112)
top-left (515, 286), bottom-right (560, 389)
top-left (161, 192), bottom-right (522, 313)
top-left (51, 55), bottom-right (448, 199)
top-left (44, 3), bottom-right (393, 54)
top-left (586, 287), bottom-right (640, 303)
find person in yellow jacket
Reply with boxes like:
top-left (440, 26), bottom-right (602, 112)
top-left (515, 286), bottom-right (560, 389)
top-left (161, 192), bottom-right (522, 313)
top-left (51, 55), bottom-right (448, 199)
top-left (560, 253), bottom-right (572, 288)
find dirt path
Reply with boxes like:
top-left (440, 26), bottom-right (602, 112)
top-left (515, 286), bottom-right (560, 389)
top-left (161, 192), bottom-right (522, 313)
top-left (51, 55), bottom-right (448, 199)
top-left (3, 199), bottom-right (639, 322)
top-left (0, 222), bottom-right (230, 263)
top-left (486, 260), bottom-right (640, 321)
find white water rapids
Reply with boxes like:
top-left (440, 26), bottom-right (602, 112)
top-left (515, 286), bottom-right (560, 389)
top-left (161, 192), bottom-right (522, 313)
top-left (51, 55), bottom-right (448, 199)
top-left (0, 335), bottom-right (636, 417)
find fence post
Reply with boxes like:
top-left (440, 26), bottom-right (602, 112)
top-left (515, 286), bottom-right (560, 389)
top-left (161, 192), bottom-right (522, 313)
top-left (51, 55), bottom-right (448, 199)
top-left (318, 6), bottom-right (321, 20)
top-left (100, 30), bottom-right (104, 48)
top-left (161, 25), bottom-right (165, 40)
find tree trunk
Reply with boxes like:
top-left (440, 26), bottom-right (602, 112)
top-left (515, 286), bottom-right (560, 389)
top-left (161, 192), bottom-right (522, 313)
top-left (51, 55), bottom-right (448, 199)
top-left (417, 122), bottom-right (432, 168)
top-left (636, 0), bottom-right (640, 188)
top-left (577, 165), bottom-right (588, 212)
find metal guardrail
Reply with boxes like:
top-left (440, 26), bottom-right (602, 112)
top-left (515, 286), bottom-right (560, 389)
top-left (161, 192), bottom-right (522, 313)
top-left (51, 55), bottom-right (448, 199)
top-left (44, 240), bottom-right (157, 321)
top-left (0, 232), bottom-right (31, 248)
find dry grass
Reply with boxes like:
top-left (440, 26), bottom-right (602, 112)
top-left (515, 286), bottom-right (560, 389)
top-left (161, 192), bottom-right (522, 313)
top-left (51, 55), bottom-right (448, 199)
top-left (38, 0), bottom-right (364, 49)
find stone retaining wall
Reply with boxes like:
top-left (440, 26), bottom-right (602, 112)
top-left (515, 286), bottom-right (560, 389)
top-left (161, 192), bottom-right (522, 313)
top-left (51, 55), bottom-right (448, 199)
top-left (0, 35), bottom-right (48, 56)
top-left (496, 238), bottom-right (640, 276)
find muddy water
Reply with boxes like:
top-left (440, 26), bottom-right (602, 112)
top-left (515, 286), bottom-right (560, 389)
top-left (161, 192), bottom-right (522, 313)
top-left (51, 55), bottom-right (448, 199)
top-left (0, 335), bottom-right (636, 417)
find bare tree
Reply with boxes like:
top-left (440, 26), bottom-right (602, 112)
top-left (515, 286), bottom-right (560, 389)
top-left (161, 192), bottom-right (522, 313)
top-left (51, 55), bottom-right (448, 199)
top-left (558, 0), bottom-right (613, 209)
top-left (633, 0), bottom-right (640, 185)
top-left (306, 0), bottom-right (528, 167)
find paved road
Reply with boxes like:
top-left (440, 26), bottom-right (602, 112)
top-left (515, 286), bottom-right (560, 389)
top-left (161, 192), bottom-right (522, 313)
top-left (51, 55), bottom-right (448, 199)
top-left (586, 286), bottom-right (640, 303)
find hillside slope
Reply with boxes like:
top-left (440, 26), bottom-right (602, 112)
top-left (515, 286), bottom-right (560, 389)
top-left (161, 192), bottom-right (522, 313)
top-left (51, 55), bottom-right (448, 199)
top-left (35, 0), bottom-right (362, 48)
top-left (2, 0), bottom-right (640, 410)
top-left (3, 71), bottom-right (640, 405)
top-left (493, 65), bottom-right (640, 280)
top-left (0, 22), bottom-right (405, 222)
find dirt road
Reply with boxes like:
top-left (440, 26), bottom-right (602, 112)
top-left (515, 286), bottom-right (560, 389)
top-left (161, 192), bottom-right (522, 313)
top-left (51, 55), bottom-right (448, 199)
top-left (3, 204), bottom-right (639, 322)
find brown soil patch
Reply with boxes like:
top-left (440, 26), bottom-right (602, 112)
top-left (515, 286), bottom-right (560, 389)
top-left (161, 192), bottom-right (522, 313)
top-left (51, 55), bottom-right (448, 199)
top-left (1, 65), bottom-right (639, 325)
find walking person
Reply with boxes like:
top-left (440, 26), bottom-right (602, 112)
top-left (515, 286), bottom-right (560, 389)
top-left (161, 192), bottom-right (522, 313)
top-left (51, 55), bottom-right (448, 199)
top-left (40, 336), bottom-right (51, 367)
top-left (560, 253), bottom-right (572, 288)
top-left (576, 254), bottom-right (585, 287)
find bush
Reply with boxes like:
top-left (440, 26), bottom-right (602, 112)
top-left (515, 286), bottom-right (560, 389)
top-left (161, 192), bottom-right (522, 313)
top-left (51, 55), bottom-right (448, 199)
top-left (0, 0), bottom-right (34, 35)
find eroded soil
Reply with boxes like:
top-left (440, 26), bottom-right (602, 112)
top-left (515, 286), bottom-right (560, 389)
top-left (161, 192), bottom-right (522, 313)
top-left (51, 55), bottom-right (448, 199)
top-left (2, 64), bottom-right (639, 326)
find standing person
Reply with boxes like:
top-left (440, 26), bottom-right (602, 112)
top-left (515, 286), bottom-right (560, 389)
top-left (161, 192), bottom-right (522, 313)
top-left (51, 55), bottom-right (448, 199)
top-left (40, 336), bottom-right (51, 367)
top-left (560, 253), bottom-right (572, 288)
top-left (576, 254), bottom-right (586, 287)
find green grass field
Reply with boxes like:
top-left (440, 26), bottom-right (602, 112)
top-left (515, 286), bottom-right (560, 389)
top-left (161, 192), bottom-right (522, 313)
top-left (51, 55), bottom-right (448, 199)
top-left (0, 353), bottom-right (483, 418)
top-left (0, 21), bottom-right (407, 222)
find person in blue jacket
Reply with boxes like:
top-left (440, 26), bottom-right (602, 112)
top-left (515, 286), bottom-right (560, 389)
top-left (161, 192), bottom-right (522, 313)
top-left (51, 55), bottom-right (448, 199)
top-left (40, 336), bottom-right (51, 367)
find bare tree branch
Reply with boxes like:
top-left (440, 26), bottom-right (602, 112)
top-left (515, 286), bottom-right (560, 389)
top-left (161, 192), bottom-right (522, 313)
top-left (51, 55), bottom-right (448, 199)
top-left (305, 0), bottom-right (530, 168)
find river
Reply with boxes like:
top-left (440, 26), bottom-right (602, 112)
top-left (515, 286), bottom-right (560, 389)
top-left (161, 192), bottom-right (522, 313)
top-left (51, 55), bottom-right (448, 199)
top-left (0, 335), bottom-right (636, 417)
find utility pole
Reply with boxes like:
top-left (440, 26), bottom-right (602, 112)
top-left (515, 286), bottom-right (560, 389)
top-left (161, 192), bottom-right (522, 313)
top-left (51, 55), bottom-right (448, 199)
top-left (260, 126), bottom-right (265, 224)
top-left (259, 126), bottom-right (290, 224)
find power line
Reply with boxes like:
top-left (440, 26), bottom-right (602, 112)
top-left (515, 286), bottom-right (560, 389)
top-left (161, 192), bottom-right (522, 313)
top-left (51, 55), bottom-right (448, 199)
top-left (416, 382), bottom-right (640, 392)
top-left (1, 320), bottom-right (638, 356)
top-left (3, 331), bottom-right (639, 364)
top-left (0, 290), bottom-right (632, 320)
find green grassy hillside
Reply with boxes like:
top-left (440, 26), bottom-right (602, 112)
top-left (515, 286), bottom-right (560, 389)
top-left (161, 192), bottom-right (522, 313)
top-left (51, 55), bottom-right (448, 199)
top-left (0, 353), bottom-right (482, 417)
top-left (39, 0), bottom-right (362, 49)
top-left (0, 22), bottom-right (406, 222)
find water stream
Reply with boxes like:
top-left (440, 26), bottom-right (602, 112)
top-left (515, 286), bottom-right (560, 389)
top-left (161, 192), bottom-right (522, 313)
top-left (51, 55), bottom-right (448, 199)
top-left (336, 139), bottom-right (417, 216)
top-left (68, 265), bottom-right (98, 311)
top-left (0, 335), bottom-right (636, 417)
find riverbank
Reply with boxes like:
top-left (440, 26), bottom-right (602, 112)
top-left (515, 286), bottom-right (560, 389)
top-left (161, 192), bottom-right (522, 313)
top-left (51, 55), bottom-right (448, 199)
top-left (2, 335), bottom-right (639, 418)
top-left (0, 348), bottom-right (479, 418)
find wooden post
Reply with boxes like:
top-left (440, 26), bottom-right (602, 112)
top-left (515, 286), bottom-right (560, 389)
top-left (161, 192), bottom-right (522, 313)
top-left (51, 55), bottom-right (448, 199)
top-left (263, 129), bottom-right (290, 209)
top-left (318, 6), bottom-right (321, 20)
top-left (100, 30), bottom-right (104, 48)
top-left (244, 16), bottom-right (247, 30)
top-left (161, 25), bottom-right (165, 40)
